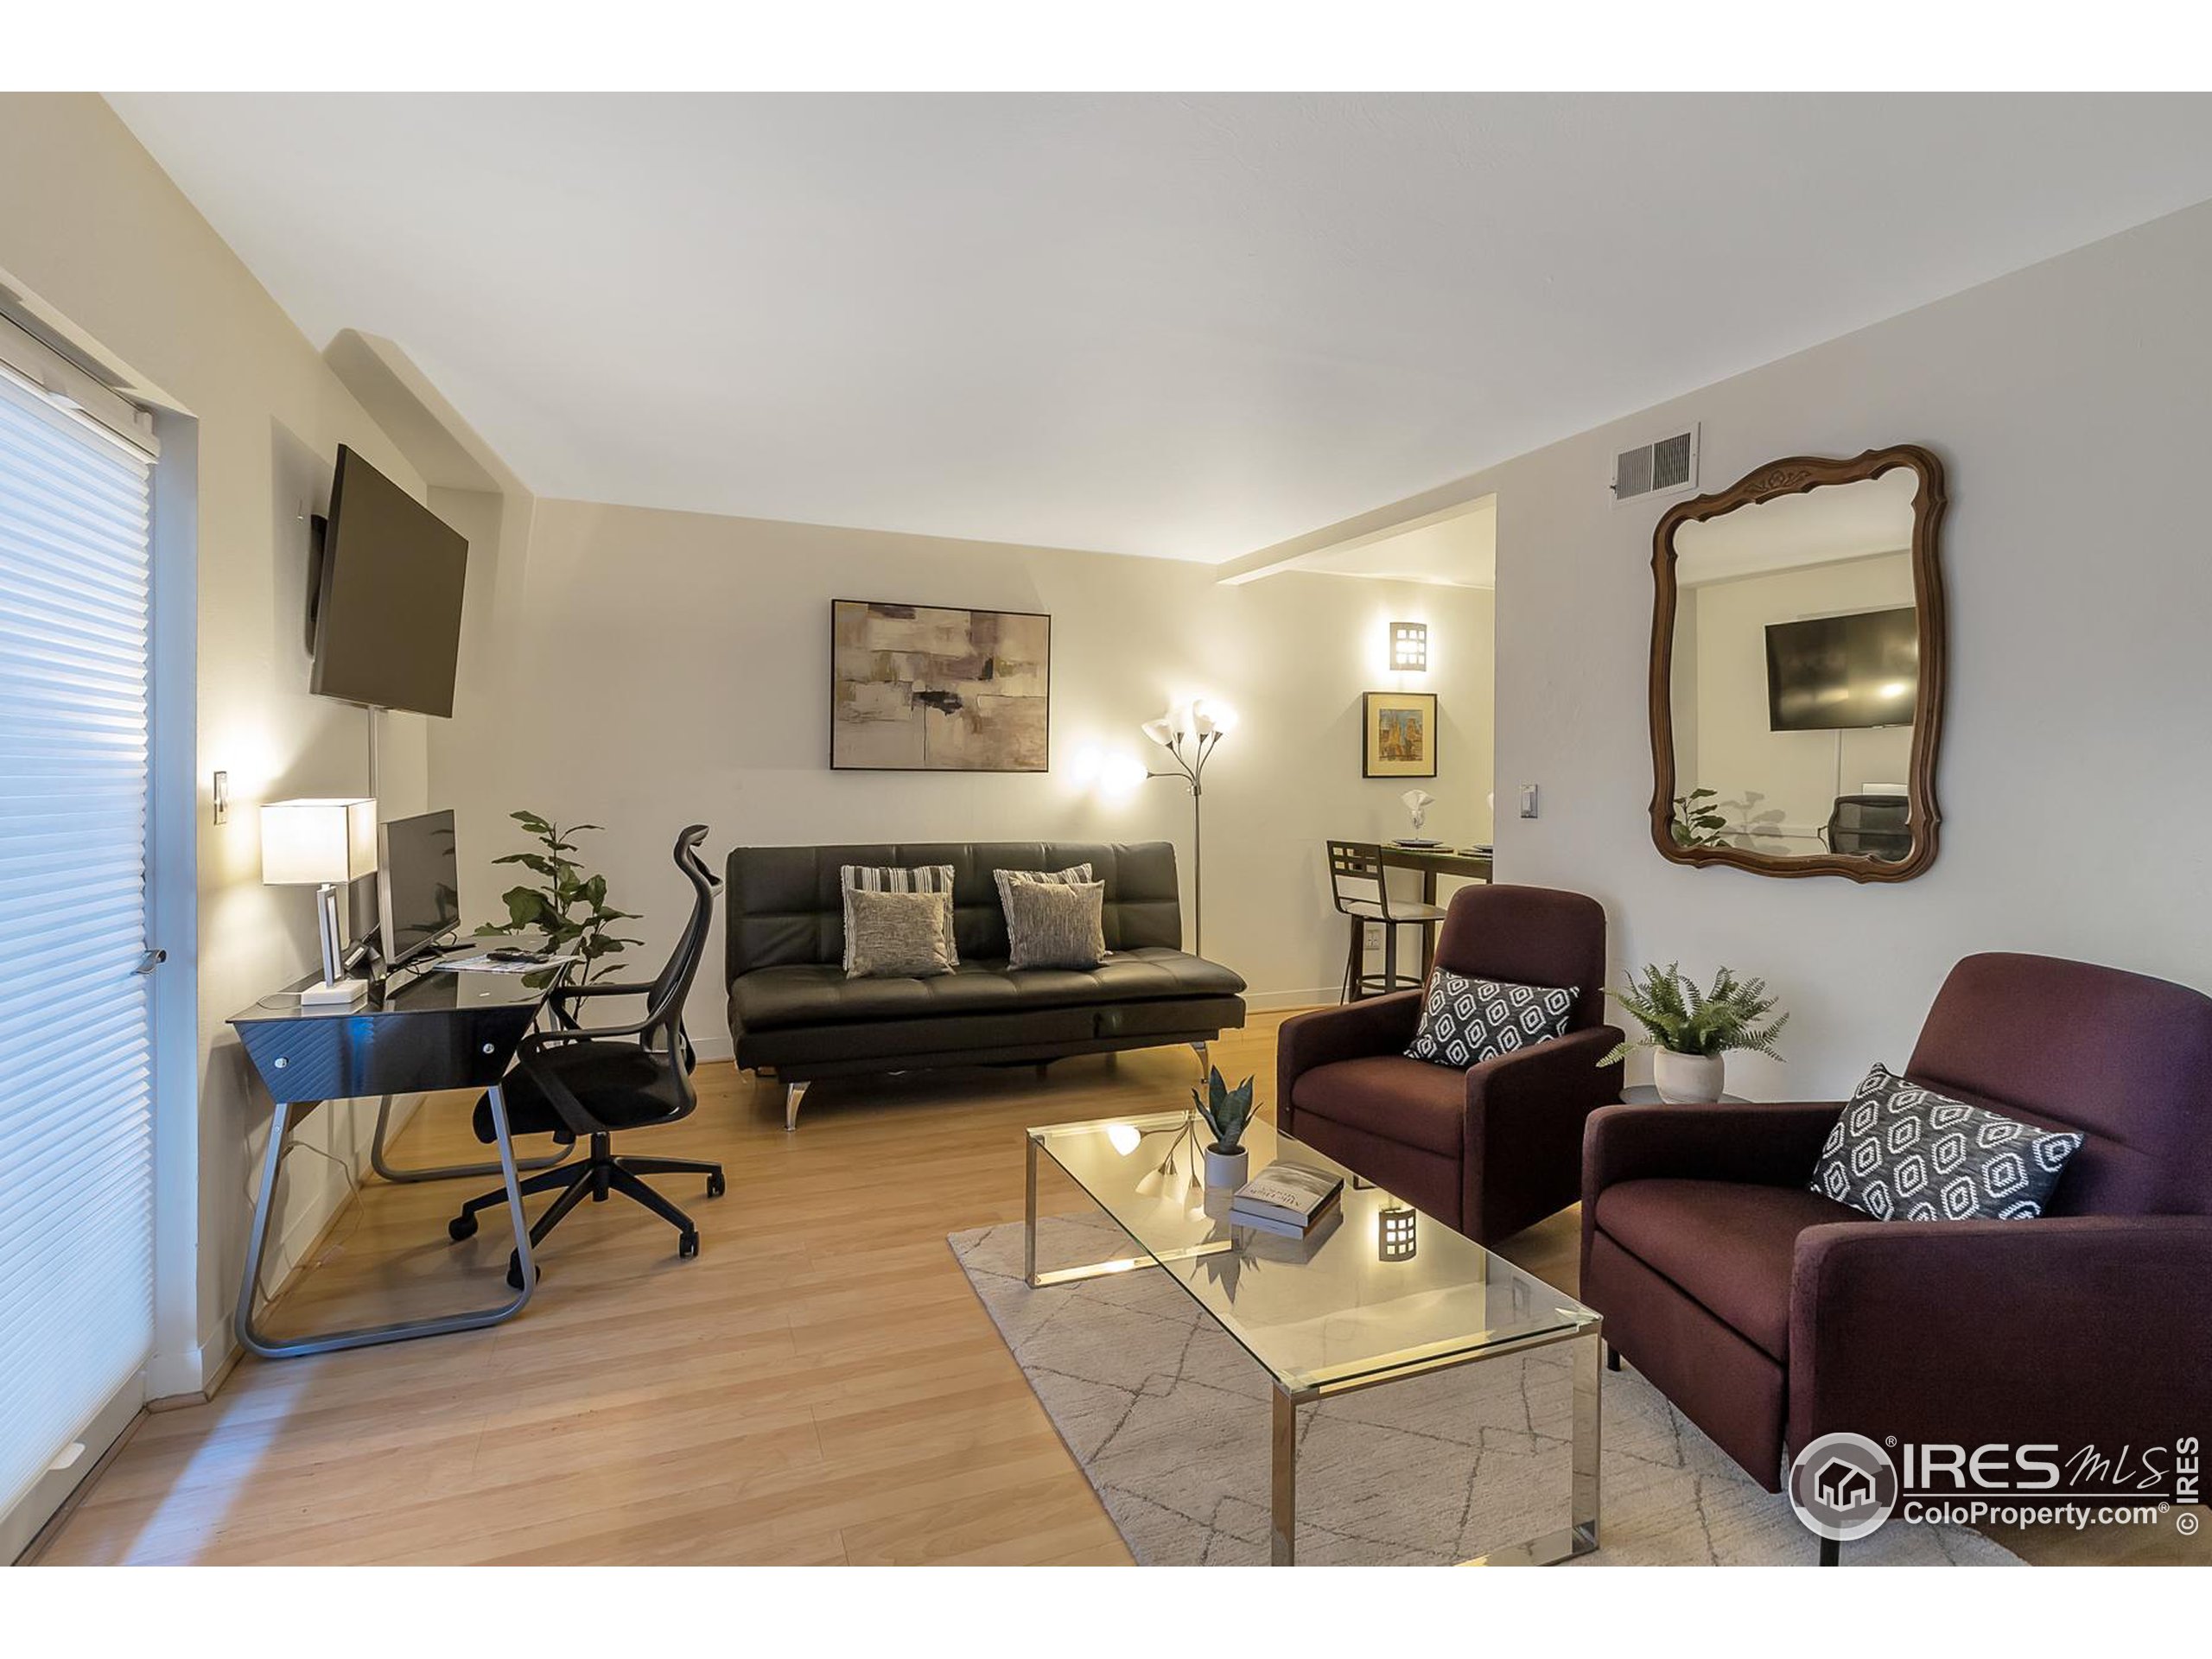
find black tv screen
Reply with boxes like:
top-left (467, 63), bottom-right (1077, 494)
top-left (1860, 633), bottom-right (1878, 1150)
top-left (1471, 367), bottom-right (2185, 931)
top-left (311, 446), bottom-right (468, 717)
top-left (378, 810), bottom-right (461, 969)
top-left (1765, 607), bottom-right (1918, 732)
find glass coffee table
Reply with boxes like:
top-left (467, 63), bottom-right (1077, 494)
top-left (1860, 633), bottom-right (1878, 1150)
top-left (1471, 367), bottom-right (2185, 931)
top-left (1026, 1109), bottom-right (1602, 1565)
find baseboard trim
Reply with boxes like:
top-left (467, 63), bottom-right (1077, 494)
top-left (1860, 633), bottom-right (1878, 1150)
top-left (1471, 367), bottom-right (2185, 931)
top-left (1242, 988), bottom-right (1339, 1014)
top-left (148, 1338), bottom-right (239, 1412)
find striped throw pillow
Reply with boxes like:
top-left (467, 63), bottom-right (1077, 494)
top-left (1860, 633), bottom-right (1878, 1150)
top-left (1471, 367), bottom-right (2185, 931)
top-left (840, 864), bottom-right (957, 973)
top-left (990, 861), bottom-right (1093, 915)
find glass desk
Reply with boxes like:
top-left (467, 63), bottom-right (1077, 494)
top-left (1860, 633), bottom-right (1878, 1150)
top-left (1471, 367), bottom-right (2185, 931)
top-left (1026, 1109), bottom-right (1601, 1565)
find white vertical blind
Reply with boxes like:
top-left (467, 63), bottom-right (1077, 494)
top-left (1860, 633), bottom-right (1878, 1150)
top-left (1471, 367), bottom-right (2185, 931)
top-left (0, 365), bottom-right (156, 1523)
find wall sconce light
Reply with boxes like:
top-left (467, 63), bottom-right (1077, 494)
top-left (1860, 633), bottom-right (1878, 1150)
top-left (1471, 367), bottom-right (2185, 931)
top-left (1390, 622), bottom-right (1429, 672)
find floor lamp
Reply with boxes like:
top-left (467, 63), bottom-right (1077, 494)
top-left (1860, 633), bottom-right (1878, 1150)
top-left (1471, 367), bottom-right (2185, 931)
top-left (1141, 698), bottom-right (1236, 958)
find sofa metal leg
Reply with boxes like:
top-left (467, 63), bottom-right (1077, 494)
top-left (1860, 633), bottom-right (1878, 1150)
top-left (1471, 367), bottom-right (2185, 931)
top-left (785, 1080), bottom-right (809, 1132)
top-left (1191, 1040), bottom-right (1211, 1079)
top-left (1819, 1537), bottom-right (1840, 1567)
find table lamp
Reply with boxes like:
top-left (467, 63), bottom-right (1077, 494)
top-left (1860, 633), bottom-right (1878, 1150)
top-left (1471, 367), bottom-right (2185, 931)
top-left (261, 798), bottom-right (378, 1007)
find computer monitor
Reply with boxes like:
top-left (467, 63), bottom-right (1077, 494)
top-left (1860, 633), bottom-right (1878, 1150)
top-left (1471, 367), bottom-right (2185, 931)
top-left (377, 809), bottom-right (461, 970)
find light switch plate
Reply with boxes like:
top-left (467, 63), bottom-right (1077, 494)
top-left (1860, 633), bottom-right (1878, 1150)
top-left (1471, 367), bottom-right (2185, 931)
top-left (1519, 785), bottom-right (1540, 819)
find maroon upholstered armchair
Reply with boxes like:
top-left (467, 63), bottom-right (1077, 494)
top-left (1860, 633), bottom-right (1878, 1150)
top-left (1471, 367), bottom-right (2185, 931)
top-left (1582, 952), bottom-right (2212, 1518)
top-left (1279, 885), bottom-right (1624, 1243)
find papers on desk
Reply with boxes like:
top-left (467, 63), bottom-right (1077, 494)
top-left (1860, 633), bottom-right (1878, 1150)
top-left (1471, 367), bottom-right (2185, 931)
top-left (429, 950), bottom-right (580, 975)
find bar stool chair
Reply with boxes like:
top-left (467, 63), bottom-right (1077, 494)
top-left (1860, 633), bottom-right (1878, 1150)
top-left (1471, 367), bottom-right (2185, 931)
top-left (1327, 841), bottom-right (1449, 1002)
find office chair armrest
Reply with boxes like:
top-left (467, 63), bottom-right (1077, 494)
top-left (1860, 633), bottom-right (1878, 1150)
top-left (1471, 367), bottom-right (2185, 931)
top-left (551, 980), bottom-right (658, 1001)
top-left (545, 977), bottom-right (657, 1031)
top-left (509, 1019), bottom-right (693, 1138)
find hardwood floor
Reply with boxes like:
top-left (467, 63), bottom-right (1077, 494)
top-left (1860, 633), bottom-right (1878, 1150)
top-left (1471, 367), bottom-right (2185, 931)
top-left (35, 1011), bottom-right (2196, 1566)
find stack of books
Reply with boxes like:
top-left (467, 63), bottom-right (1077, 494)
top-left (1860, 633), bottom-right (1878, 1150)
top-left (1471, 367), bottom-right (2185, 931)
top-left (1230, 1160), bottom-right (1344, 1237)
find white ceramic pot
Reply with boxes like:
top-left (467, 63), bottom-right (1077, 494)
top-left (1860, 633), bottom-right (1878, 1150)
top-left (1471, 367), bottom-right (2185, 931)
top-left (1653, 1050), bottom-right (1726, 1104)
top-left (1204, 1145), bottom-right (1250, 1190)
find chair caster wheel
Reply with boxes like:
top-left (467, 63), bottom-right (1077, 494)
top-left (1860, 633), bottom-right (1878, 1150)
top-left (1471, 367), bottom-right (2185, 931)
top-left (506, 1255), bottom-right (535, 1291)
top-left (678, 1230), bottom-right (700, 1260)
top-left (449, 1214), bottom-right (478, 1242)
top-left (706, 1173), bottom-right (726, 1198)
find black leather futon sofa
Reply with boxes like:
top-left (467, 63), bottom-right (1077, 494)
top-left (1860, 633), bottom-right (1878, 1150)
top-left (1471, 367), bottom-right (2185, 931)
top-left (726, 840), bottom-right (1247, 1128)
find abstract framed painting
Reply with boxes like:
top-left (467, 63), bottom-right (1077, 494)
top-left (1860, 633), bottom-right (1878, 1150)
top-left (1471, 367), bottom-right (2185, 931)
top-left (1362, 690), bottom-right (1439, 779)
top-left (830, 600), bottom-right (1052, 772)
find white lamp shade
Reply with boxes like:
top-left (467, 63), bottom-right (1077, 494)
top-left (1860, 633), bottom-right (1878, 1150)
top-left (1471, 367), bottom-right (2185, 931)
top-left (261, 798), bottom-right (378, 887)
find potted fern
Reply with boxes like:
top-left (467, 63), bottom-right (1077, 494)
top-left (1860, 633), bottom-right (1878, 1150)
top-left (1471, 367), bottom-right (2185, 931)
top-left (1193, 1067), bottom-right (1258, 1188)
top-left (1600, 963), bottom-right (1788, 1103)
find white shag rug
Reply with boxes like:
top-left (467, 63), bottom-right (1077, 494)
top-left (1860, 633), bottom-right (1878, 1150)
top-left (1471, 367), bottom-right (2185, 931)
top-left (951, 1215), bottom-right (2019, 1567)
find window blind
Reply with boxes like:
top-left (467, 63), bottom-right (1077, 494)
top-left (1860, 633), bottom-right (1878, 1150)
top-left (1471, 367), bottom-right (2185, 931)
top-left (0, 363), bottom-right (156, 1527)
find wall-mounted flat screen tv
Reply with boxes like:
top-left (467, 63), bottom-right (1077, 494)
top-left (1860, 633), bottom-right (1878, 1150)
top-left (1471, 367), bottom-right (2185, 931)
top-left (310, 445), bottom-right (468, 717)
top-left (1764, 607), bottom-right (1918, 732)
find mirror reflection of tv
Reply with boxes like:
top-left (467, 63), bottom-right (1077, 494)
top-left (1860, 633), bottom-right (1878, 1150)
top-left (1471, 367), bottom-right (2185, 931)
top-left (378, 810), bottom-right (461, 970)
top-left (1765, 607), bottom-right (1918, 732)
top-left (311, 446), bottom-right (468, 717)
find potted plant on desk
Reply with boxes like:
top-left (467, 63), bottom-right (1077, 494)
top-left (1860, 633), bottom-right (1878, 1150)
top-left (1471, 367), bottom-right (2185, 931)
top-left (1194, 1067), bottom-right (1257, 1188)
top-left (1600, 963), bottom-right (1788, 1103)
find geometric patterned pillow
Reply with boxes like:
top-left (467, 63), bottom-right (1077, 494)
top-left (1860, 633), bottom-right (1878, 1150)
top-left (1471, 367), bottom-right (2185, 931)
top-left (1403, 969), bottom-right (1577, 1070)
top-left (1808, 1062), bottom-right (2085, 1222)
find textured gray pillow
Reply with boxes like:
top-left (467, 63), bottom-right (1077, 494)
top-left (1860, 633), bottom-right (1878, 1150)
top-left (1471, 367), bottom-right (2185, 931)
top-left (991, 861), bottom-right (1093, 917)
top-left (844, 887), bottom-right (957, 979)
top-left (1004, 880), bottom-right (1107, 970)
top-left (839, 863), bottom-right (956, 972)
top-left (1808, 1063), bottom-right (2085, 1221)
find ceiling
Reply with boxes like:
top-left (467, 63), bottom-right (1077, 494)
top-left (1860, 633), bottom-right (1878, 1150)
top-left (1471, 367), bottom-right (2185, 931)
top-left (109, 92), bottom-right (2212, 563)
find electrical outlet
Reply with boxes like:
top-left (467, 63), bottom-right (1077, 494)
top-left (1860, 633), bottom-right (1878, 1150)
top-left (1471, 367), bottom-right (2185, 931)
top-left (1364, 923), bottom-right (1384, 949)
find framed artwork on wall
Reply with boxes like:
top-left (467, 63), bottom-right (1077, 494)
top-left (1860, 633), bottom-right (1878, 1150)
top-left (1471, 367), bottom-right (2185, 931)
top-left (1363, 690), bottom-right (1439, 779)
top-left (830, 599), bottom-right (1052, 772)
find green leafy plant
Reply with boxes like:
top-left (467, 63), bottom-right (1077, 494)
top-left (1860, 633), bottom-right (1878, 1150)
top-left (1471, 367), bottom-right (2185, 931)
top-left (1599, 963), bottom-right (1789, 1065)
top-left (478, 810), bottom-right (642, 980)
top-left (1192, 1068), bottom-right (1257, 1154)
top-left (1669, 787), bottom-right (1730, 849)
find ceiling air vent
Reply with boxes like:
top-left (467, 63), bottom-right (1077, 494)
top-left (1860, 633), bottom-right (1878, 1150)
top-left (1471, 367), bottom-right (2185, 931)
top-left (1610, 423), bottom-right (1700, 508)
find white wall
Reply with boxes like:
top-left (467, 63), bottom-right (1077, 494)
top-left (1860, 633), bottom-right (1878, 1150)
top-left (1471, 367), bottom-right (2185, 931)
top-left (0, 95), bottom-right (428, 1384)
top-left (1296, 197), bottom-right (2212, 1099)
top-left (435, 499), bottom-right (1496, 1049)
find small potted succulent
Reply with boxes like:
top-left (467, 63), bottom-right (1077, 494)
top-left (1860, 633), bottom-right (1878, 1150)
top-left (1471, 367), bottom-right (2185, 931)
top-left (1599, 963), bottom-right (1788, 1103)
top-left (1193, 1067), bottom-right (1258, 1188)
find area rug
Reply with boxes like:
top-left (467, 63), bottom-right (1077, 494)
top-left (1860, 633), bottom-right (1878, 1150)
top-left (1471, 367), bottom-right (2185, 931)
top-left (951, 1215), bottom-right (2019, 1567)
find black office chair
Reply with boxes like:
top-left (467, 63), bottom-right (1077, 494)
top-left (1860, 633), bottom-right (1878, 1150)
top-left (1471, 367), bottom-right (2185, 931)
top-left (1825, 794), bottom-right (1913, 861)
top-left (448, 824), bottom-right (724, 1287)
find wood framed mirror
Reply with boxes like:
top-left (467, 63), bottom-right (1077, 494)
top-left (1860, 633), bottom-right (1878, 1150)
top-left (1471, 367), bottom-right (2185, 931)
top-left (1649, 445), bottom-right (1948, 881)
